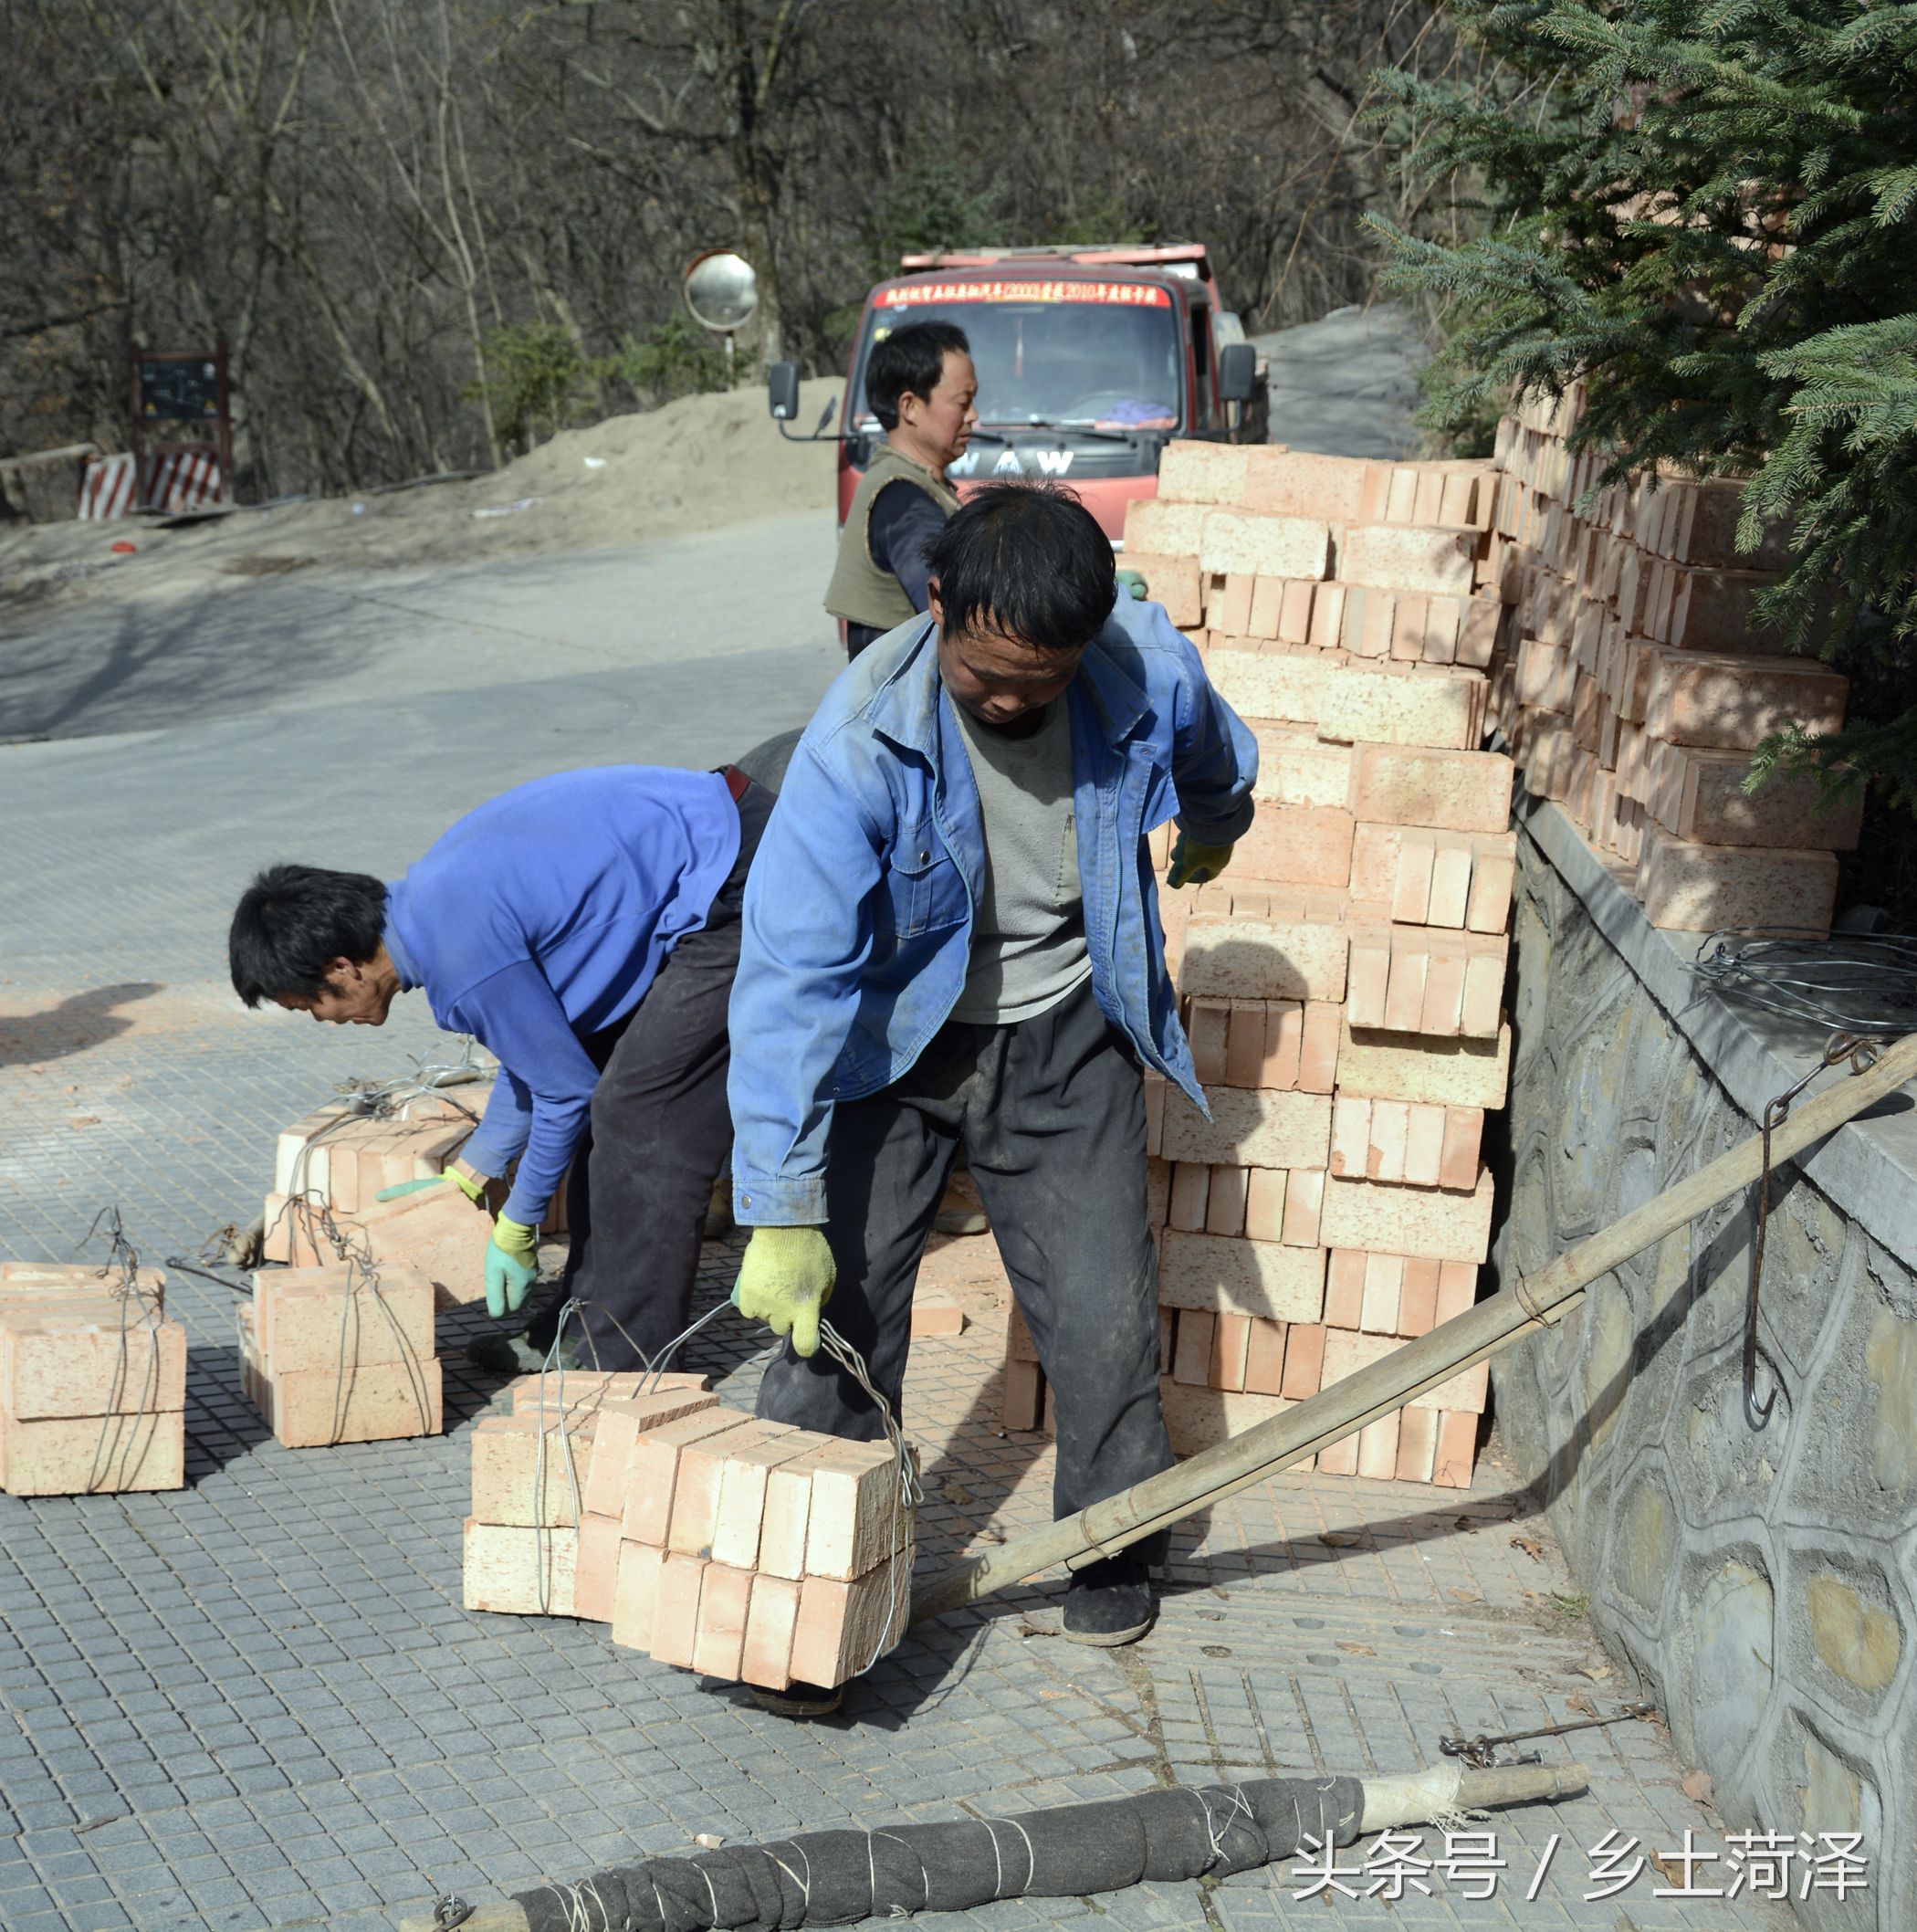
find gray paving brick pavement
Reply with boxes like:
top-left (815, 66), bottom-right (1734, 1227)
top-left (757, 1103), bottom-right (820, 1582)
top-left (0, 560), bottom-right (1808, 1930)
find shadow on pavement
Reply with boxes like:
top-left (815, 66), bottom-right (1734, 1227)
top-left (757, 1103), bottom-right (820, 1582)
top-left (0, 582), bottom-right (372, 740)
top-left (0, 982), bottom-right (164, 1069)
top-left (0, 521), bottom-right (839, 743)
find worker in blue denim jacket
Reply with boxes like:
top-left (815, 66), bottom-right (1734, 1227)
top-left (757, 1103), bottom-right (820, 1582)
top-left (726, 484), bottom-right (1257, 1710)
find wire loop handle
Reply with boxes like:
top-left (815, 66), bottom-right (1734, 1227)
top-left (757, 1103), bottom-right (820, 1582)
top-left (525, 1297), bottom-right (922, 1677)
top-left (77, 1207), bottom-right (168, 1493)
top-left (814, 1318), bottom-right (922, 1674)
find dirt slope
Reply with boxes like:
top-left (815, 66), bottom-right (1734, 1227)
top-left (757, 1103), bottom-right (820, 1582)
top-left (0, 378), bottom-right (841, 616)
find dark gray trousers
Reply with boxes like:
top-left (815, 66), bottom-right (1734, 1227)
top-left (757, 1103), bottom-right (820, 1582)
top-left (754, 977), bottom-right (1173, 1538)
top-left (550, 778), bottom-right (774, 1372)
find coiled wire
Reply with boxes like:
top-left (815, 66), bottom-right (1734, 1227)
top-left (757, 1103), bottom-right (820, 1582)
top-left (1691, 931), bottom-right (1917, 1037)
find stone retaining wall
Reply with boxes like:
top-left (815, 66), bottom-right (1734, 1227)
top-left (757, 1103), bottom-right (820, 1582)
top-left (1492, 798), bottom-right (1917, 1931)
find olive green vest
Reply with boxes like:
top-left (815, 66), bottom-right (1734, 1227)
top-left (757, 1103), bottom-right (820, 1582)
top-left (824, 446), bottom-right (962, 630)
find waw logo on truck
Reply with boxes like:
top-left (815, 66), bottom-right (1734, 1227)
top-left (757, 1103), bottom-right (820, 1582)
top-left (948, 446), bottom-right (1076, 478)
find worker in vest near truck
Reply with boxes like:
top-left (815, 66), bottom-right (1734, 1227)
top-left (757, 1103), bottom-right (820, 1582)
top-left (824, 320), bottom-right (977, 659)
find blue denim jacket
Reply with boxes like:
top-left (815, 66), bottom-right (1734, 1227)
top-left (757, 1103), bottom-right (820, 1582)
top-left (728, 594), bottom-right (1259, 1225)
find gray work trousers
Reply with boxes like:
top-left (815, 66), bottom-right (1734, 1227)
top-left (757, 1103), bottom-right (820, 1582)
top-left (754, 976), bottom-right (1173, 1544)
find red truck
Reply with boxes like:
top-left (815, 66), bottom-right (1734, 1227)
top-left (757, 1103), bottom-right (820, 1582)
top-left (768, 241), bottom-right (1265, 544)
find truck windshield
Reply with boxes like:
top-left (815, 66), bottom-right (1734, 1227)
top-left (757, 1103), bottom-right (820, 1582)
top-left (854, 282), bottom-right (1184, 433)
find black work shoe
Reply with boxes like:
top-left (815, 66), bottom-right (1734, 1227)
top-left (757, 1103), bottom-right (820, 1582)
top-left (1063, 1557), bottom-right (1156, 1647)
top-left (749, 1679), bottom-right (843, 1717)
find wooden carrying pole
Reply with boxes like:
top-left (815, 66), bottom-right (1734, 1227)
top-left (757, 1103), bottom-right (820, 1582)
top-left (913, 1030), bottom-right (1917, 1626)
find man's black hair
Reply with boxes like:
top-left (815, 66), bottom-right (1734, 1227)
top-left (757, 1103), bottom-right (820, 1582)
top-left (927, 483), bottom-right (1117, 652)
top-left (866, 320), bottom-right (971, 432)
top-left (229, 864), bottom-right (388, 1007)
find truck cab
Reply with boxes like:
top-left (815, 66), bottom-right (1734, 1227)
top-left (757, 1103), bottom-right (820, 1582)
top-left (776, 242), bottom-right (1262, 546)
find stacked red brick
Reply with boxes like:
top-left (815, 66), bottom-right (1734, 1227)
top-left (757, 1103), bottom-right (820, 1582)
top-left (1487, 385), bottom-right (1857, 931)
top-left (1001, 443), bottom-right (1510, 1487)
top-left (0, 1263), bottom-right (186, 1495)
top-left (465, 1376), bottom-right (914, 1693)
top-left (236, 1265), bottom-right (443, 1446)
top-left (261, 1087), bottom-right (566, 1306)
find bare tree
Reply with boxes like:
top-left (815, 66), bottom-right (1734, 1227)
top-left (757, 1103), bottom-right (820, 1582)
top-left (0, 0), bottom-right (1454, 499)
top-left (532, 0), bottom-right (845, 363)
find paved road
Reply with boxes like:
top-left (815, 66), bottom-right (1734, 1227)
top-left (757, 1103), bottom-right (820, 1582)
top-left (0, 410), bottom-right (1786, 1932)
top-left (0, 515), bottom-right (841, 746)
top-left (0, 514), bottom-right (843, 1009)
top-left (1252, 306), bottom-right (1430, 461)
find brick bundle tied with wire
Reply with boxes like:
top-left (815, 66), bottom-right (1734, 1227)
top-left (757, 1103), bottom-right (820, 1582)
top-left (463, 1312), bottom-right (920, 1696)
top-left (237, 1249), bottom-right (443, 1447)
top-left (0, 1212), bottom-right (187, 1496)
top-left (259, 1052), bottom-right (528, 1305)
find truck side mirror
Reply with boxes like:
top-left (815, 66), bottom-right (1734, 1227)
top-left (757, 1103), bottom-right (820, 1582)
top-left (767, 362), bottom-right (801, 421)
top-left (1219, 341), bottom-right (1257, 404)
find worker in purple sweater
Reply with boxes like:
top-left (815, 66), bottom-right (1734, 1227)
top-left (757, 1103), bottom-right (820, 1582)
top-left (226, 740), bottom-right (795, 1372)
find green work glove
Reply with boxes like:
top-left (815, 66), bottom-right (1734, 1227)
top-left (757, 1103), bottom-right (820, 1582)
top-left (1115, 567), bottom-right (1149, 601)
top-left (484, 1214), bottom-right (540, 1319)
top-left (374, 1166), bottom-right (487, 1205)
top-left (733, 1226), bottom-right (835, 1359)
top-left (1168, 832), bottom-right (1235, 889)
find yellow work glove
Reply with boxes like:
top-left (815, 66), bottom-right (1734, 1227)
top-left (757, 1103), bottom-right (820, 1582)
top-left (733, 1226), bottom-right (835, 1359)
top-left (1168, 832), bottom-right (1235, 889)
top-left (485, 1214), bottom-right (540, 1319)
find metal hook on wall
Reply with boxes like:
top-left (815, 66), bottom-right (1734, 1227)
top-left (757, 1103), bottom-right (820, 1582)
top-left (1744, 1033), bottom-right (1878, 1430)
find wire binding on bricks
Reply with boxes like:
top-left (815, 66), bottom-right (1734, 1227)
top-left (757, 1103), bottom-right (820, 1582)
top-left (78, 1207), bottom-right (169, 1492)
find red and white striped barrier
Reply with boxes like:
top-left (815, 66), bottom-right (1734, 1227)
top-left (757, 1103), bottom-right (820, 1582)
top-left (78, 452), bottom-right (137, 520)
top-left (141, 447), bottom-right (225, 513)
